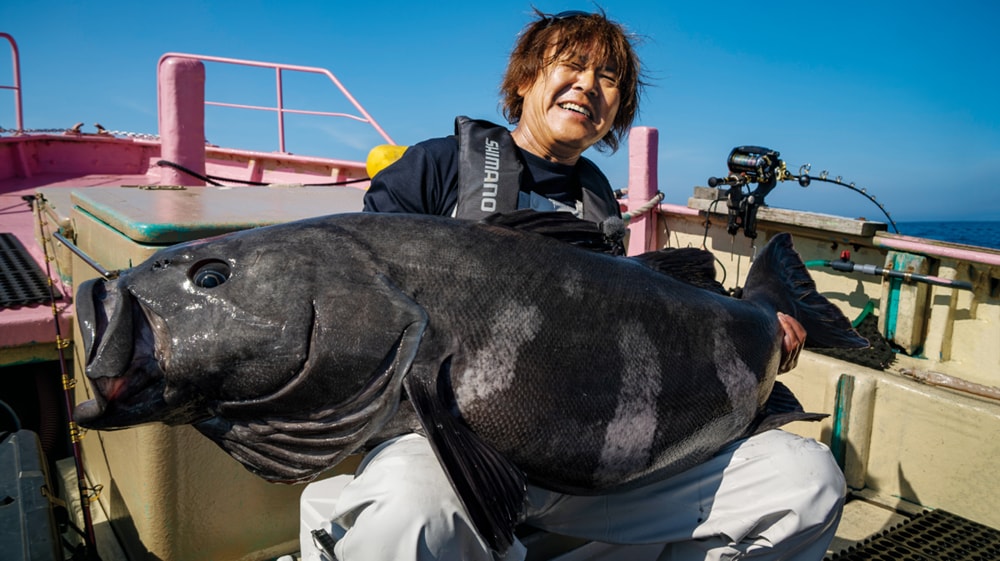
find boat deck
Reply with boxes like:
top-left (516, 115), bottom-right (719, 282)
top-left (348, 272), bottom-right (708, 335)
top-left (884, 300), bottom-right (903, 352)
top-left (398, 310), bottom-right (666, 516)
top-left (0, 171), bottom-right (100, 362)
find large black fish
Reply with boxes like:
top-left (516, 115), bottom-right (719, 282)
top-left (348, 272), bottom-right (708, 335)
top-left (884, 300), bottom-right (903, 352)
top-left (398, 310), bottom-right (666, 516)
top-left (73, 211), bottom-right (867, 554)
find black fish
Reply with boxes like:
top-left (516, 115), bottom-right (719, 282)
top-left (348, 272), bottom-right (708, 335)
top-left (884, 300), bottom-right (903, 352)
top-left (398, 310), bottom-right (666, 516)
top-left (73, 210), bottom-right (867, 554)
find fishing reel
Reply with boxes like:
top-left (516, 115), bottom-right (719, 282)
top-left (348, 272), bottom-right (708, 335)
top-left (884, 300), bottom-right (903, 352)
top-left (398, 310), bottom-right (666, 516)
top-left (708, 146), bottom-right (791, 239)
top-left (707, 146), bottom-right (901, 238)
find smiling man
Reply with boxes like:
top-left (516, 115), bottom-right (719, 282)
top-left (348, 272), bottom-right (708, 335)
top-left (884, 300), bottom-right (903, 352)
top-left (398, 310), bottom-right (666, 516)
top-left (340, 9), bottom-right (842, 561)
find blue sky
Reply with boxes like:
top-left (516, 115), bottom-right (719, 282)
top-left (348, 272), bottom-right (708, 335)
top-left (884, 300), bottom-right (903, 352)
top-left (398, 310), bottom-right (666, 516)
top-left (2, 0), bottom-right (998, 222)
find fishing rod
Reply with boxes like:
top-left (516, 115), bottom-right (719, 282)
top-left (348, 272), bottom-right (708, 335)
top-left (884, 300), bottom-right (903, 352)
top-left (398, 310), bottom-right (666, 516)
top-left (28, 194), bottom-right (103, 561)
top-left (707, 145), bottom-right (900, 239)
top-left (806, 251), bottom-right (974, 291)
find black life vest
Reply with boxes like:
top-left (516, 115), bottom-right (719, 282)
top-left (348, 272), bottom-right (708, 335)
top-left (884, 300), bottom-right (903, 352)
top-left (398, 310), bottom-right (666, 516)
top-left (452, 116), bottom-right (620, 222)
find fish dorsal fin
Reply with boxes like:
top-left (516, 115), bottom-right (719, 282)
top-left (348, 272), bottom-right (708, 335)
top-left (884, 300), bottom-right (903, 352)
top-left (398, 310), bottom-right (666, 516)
top-left (631, 247), bottom-right (727, 294)
top-left (403, 358), bottom-right (526, 556)
top-left (482, 209), bottom-right (625, 255)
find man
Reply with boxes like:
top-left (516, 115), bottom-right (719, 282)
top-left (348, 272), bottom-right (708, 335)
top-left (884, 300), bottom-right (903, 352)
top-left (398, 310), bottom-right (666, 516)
top-left (363, 9), bottom-right (634, 223)
top-left (329, 10), bottom-right (843, 560)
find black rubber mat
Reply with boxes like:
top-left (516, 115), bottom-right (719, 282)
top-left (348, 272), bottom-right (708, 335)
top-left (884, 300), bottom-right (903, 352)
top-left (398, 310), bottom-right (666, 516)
top-left (813, 312), bottom-right (896, 370)
top-left (0, 233), bottom-right (61, 309)
top-left (827, 509), bottom-right (1000, 561)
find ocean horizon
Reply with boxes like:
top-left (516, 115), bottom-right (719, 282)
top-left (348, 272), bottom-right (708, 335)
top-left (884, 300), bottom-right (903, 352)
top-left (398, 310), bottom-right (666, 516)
top-left (895, 220), bottom-right (1000, 251)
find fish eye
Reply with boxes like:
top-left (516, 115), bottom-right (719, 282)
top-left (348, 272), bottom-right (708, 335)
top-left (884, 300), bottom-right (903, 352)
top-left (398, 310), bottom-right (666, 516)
top-left (189, 260), bottom-right (231, 288)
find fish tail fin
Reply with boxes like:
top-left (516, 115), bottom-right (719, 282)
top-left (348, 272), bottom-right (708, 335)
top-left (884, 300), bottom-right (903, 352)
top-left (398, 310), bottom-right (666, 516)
top-left (743, 233), bottom-right (869, 349)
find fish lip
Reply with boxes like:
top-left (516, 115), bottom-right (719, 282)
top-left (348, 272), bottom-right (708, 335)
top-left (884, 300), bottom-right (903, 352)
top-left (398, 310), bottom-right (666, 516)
top-left (73, 279), bottom-right (171, 429)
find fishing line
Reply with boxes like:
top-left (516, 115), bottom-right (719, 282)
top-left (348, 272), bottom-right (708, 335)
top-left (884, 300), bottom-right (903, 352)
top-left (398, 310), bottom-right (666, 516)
top-left (0, 398), bottom-right (21, 431)
top-left (794, 164), bottom-right (900, 233)
top-left (697, 198), bottom-right (729, 287)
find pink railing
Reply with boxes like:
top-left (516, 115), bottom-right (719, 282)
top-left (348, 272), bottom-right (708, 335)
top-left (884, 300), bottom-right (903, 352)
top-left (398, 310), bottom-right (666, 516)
top-left (0, 32), bottom-right (24, 132)
top-left (156, 52), bottom-right (395, 154)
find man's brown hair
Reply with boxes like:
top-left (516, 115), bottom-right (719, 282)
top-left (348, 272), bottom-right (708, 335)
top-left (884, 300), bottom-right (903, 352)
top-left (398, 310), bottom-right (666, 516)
top-left (500, 8), bottom-right (646, 153)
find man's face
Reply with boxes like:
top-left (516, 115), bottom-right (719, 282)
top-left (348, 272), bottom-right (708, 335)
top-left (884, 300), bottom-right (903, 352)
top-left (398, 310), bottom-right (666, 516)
top-left (517, 49), bottom-right (621, 158)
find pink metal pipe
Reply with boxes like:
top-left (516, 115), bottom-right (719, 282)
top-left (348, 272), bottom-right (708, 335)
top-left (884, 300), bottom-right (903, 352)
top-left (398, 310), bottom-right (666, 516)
top-left (0, 32), bottom-right (24, 132)
top-left (275, 67), bottom-right (286, 153)
top-left (627, 127), bottom-right (660, 255)
top-left (157, 56), bottom-right (206, 186)
top-left (158, 52), bottom-right (396, 147)
top-left (201, 102), bottom-right (374, 121)
top-left (875, 235), bottom-right (1000, 267)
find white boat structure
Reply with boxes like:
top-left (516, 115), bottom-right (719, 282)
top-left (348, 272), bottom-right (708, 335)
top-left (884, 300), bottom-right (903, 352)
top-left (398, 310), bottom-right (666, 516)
top-left (1, 32), bottom-right (998, 561)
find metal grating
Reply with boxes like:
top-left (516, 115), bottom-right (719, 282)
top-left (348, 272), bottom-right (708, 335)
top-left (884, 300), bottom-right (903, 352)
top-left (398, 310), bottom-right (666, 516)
top-left (828, 509), bottom-right (1000, 561)
top-left (0, 233), bottom-right (61, 309)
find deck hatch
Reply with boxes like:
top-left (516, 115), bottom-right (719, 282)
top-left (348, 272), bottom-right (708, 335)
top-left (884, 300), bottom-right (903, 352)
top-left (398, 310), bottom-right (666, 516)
top-left (0, 233), bottom-right (61, 309)
top-left (827, 509), bottom-right (1000, 561)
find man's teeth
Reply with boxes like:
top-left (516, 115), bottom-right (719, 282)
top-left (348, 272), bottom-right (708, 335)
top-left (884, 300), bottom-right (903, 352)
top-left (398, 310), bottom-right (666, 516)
top-left (560, 103), bottom-right (591, 118)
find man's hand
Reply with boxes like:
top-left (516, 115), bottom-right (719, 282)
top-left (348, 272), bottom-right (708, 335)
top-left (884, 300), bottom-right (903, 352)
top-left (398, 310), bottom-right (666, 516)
top-left (777, 312), bottom-right (806, 373)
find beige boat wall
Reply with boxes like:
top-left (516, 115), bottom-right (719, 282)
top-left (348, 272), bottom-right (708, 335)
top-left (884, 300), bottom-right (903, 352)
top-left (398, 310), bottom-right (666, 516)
top-left (679, 190), bottom-right (1000, 530)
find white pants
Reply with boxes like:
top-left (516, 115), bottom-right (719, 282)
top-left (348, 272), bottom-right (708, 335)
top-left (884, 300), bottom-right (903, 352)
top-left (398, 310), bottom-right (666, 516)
top-left (314, 430), bottom-right (845, 561)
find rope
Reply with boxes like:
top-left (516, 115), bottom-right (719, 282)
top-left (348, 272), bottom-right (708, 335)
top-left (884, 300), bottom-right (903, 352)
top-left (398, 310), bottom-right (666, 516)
top-left (622, 191), bottom-right (665, 223)
top-left (155, 159), bottom-right (370, 187)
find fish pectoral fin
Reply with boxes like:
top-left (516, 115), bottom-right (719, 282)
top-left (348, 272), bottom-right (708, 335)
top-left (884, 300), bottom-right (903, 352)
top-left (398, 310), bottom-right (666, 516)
top-left (752, 411), bottom-right (828, 435)
top-left (749, 381), bottom-right (828, 435)
top-left (403, 361), bottom-right (526, 556)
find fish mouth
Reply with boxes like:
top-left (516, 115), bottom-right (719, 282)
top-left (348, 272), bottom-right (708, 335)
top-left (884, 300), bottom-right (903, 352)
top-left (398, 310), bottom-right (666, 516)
top-left (73, 278), bottom-right (177, 430)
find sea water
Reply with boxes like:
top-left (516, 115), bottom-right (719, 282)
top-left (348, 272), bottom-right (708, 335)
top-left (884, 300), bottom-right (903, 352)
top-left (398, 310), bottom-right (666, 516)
top-left (895, 221), bottom-right (1000, 251)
